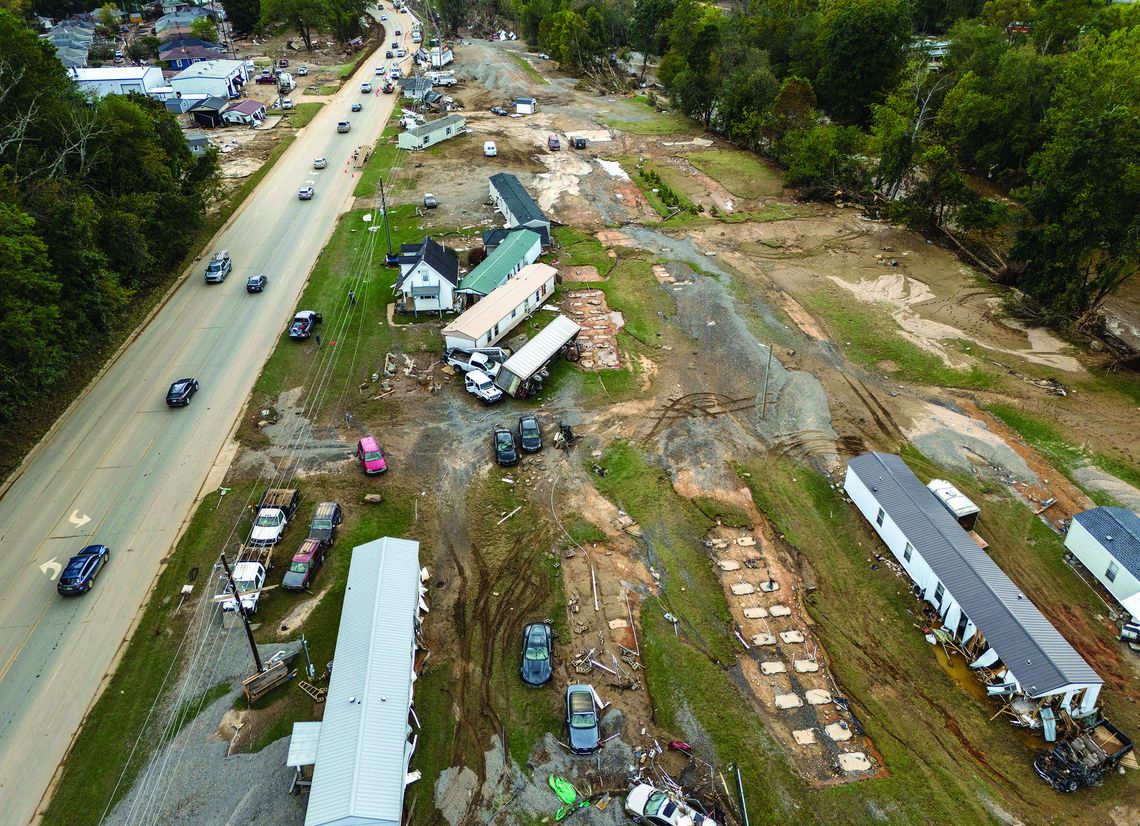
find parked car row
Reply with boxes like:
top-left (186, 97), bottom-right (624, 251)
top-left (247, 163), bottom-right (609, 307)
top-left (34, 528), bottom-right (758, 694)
top-left (493, 415), bottom-right (543, 466)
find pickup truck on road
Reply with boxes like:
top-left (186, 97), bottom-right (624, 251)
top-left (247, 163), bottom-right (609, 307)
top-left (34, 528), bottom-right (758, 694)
top-left (249, 487), bottom-right (301, 547)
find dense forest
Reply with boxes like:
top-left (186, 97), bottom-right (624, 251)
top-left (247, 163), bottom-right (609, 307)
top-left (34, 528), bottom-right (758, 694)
top-left (0, 10), bottom-right (218, 441)
top-left (492, 0), bottom-right (1139, 332)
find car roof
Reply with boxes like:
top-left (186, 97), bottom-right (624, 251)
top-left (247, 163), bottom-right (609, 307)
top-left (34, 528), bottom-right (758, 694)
top-left (293, 538), bottom-right (322, 558)
top-left (358, 435), bottom-right (380, 450)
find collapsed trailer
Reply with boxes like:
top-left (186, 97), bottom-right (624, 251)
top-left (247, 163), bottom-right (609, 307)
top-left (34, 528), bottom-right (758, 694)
top-left (495, 315), bottom-right (581, 398)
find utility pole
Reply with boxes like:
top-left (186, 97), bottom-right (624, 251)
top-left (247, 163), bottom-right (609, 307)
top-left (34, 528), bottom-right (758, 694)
top-left (760, 343), bottom-right (774, 418)
top-left (378, 179), bottom-right (396, 265)
top-left (220, 551), bottom-right (263, 673)
top-left (300, 634), bottom-right (315, 679)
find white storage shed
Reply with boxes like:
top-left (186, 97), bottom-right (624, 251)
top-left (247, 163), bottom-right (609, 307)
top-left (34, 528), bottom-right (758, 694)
top-left (1065, 507), bottom-right (1140, 622)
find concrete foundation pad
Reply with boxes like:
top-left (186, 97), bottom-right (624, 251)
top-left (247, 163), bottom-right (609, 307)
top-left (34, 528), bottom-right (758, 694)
top-left (759, 581), bottom-right (780, 592)
top-left (774, 693), bottom-right (803, 710)
top-left (769, 604), bottom-right (792, 617)
top-left (737, 536), bottom-right (756, 547)
top-left (838, 752), bottom-right (872, 772)
top-left (792, 729), bottom-right (817, 746)
top-left (607, 618), bottom-right (629, 630)
top-left (743, 606), bottom-right (768, 619)
top-left (710, 539), bottom-right (729, 549)
top-left (760, 661), bottom-right (786, 675)
top-left (779, 630), bottom-right (805, 644)
top-left (806, 689), bottom-right (832, 705)
top-left (731, 583), bottom-right (756, 595)
top-left (751, 633), bottom-right (776, 646)
top-left (825, 722), bottom-right (853, 741)
top-left (793, 659), bottom-right (819, 673)
top-left (717, 559), bottom-right (741, 571)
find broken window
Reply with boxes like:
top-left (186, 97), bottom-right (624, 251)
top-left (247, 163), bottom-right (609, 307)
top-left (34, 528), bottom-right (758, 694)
top-left (1106, 561), bottom-right (1119, 582)
top-left (904, 542), bottom-right (913, 562)
top-left (934, 582), bottom-right (945, 606)
top-left (875, 507), bottom-right (885, 526)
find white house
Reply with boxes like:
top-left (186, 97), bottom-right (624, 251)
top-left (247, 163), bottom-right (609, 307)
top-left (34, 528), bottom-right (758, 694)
top-left (1065, 507), bottom-right (1140, 622)
top-left (394, 237), bottom-right (459, 315)
top-left (293, 537), bottom-right (426, 826)
top-left (488, 173), bottom-right (551, 246)
top-left (170, 58), bottom-right (250, 98)
top-left (72, 66), bottom-right (166, 98)
top-left (396, 114), bottom-right (466, 151)
top-left (845, 452), bottom-right (1102, 719)
top-left (442, 263), bottom-right (556, 352)
top-left (222, 98), bottom-right (266, 125)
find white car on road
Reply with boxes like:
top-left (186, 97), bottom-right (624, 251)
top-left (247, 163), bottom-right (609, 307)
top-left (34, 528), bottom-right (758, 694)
top-left (313, 157), bottom-right (327, 169)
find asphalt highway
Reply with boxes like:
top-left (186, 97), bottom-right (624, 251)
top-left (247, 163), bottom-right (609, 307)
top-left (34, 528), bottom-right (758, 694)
top-left (0, 10), bottom-right (416, 822)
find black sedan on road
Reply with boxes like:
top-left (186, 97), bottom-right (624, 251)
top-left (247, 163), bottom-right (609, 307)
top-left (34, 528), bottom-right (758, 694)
top-left (246, 274), bottom-right (268, 293)
top-left (520, 622), bottom-right (553, 686)
top-left (518, 415), bottom-right (542, 453)
top-left (493, 427), bottom-right (518, 466)
top-left (166, 378), bottom-right (199, 407)
top-left (58, 545), bottom-right (110, 595)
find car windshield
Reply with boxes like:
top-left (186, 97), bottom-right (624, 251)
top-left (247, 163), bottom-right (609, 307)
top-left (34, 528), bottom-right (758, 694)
top-left (255, 514), bottom-right (281, 527)
top-left (497, 433), bottom-right (512, 448)
top-left (288, 561), bottom-right (310, 573)
top-left (170, 383), bottom-right (186, 393)
top-left (521, 420), bottom-right (539, 437)
top-left (207, 261), bottom-right (223, 271)
top-left (570, 710), bottom-right (595, 728)
top-left (525, 645), bottom-right (549, 661)
top-left (312, 518), bottom-right (332, 530)
top-left (644, 793), bottom-right (672, 818)
top-left (364, 450), bottom-right (383, 461)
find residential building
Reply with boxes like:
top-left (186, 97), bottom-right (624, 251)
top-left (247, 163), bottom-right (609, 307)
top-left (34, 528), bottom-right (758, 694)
top-left (293, 537), bottom-right (425, 826)
top-left (481, 226), bottom-right (531, 251)
top-left (845, 451), bottom-right (1102, 719)
top-left (495, 315), bottom-right (581, 397)
top-left (400, 77), bottom-right (433, 101)
top-left (488, 173), bottom-right (551, 246)
top-left (396, 114), bottom-right (466, 151)
top-left (442, 263), bottom-right (557, 352)
top-left (170, 58), bottom-right (249, 99)
top-left (156, 9), bottom-right (214, 35)
top-left (457, 229), bottom-right (542, 304)
top-left (222, 98), bottom-right (266, 126)
top-left (71, 66), bottom-right (167, 98)
top-left (1065, 507), bottom-right (1140, 622)
top-left (187, 95), bottom-right (230, 128)
top-left (160, 44), bottom-right (223, 70)
top-left (185, 130), bottom-right (211, 155)
top-left (395, 238), bottom-right (460, 315)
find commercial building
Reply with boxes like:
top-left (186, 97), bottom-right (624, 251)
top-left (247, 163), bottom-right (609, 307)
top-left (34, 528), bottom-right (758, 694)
top-left (845, 451), bottom-right (1102, 719)
top-left (71, 66), bottom-right (166, 98)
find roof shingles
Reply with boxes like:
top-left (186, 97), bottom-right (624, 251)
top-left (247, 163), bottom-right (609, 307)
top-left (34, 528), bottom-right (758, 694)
top-left (1073, 507), bottom-right (1140, 579)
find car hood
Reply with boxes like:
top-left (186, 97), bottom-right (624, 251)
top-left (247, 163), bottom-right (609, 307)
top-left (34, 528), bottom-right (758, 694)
top-left (522, 657), bottom-right (551, 686)
top-left (250, 523), bottom-right (282, 541)
top-left (568, 720), bottom-right (599, 753)
top-left (281, 570), bottom-right (308, 590)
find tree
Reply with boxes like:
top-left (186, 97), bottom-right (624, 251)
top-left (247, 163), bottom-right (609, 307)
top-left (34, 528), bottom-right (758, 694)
top-left (190, 15), bottom-right (218, 43)
top-left (438, 0), bottom-right (468, 35)
top-left (815, 0), bottom-right (913, 123)
top-left (630, 0), bottom-right (676, 75)
top-left (130, 35), bottom-right (160, 62)
top-left (764, 75), bottom-right (818, 155)
top-left (222, 0), bottom-right (262, 36)
top-left (96, 2), bottom-right (119, 29)
top-left (781, 124), bottom-right (869, 198)
top-left (260, 0), bottom-right (325, 50)
top-left (892, 143), bottom-right (973, 230)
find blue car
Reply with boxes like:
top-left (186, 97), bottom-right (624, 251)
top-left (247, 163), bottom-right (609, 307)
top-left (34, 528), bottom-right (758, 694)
top-left (57, 545), bottom-right (110, 595)
top-left (520, 622), bottom-right (553, 686)
top-left (565, 684), bottom-right (600, 754)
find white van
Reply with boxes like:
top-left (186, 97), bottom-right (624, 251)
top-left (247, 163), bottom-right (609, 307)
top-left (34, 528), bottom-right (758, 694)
top-left (484, 141), bottom-right (497, 157)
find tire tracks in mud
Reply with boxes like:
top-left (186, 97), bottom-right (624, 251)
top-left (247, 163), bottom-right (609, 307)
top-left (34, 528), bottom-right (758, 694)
top-left (642, 392), bottom-right (758, 442)
top-left (841, 375), bottom-right (905, 440)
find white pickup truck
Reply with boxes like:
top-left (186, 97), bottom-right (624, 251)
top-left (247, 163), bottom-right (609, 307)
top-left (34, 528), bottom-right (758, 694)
top-left (445, 347), bottom-right (507, 375)
top-left (249, 488), bottom-right (301, 547)
top-left (465, 369), bottom-right (502, 403)
top-left (218, 560), bottom-right (268, 613)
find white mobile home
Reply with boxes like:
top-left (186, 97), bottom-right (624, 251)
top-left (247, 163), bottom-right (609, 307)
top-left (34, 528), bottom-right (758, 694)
top-left (442, 263), bottom-right (556, 352)
top-left (397, 114), bottom-right (466, 151)
top-left (296, 537), bottom-right (426, 826)
top-left (72, 66), bottom-right (166, 98)
top-left (845, 452), bottom-right (1102, 719)
top-left (1065, 507), bottom-right (1140, 622)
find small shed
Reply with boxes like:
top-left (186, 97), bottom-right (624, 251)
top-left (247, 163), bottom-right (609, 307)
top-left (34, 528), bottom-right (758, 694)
top-left (515, 96), bottom-right (537, 114)
top-left (926, 479), bottom-right (980, 532)
top-left (184, 130), bottom-right (211, 155)
top-left (396, 114), bottom-right (466, 151)
top-left (495, 315), bottom-right (581, 397)
top-left (1065, 507), bottom-right (1140, 622)
top-left (222, 98), bottom-right (266, 125)
top-left (442, 263), bottom-right (557, 352)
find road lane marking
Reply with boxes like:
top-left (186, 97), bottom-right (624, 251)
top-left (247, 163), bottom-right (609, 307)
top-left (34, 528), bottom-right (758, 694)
top-left (39, 559), bottom-right (62, 581)
top-left (68, 511), bottom-right (91, 528)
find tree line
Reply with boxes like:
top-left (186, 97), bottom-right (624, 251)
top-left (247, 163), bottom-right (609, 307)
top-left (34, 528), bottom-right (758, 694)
top-left (502, 0), bottom-right (1139, 331)
top-left (0, 11), bottom-right (218, 439)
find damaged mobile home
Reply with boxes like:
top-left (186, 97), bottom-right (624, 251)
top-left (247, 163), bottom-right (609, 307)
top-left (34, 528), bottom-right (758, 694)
top-left (845, 452), bottom-right (1103, 726)
top-left (289, 537), bottom-right (428, 825)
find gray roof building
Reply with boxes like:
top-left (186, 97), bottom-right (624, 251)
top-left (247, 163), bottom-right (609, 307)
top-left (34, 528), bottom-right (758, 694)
top-left (488, 173), bottom-right (550, 246)
top-left (304, 536), bottom-right (424, 826)
top-left (847, 452), bottom-right (1101, 701)
top-left (1072, 507), bottom-right (1140, 580)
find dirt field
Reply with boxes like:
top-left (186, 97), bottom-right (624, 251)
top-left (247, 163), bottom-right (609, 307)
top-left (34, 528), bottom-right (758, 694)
top-left (104, 32), bottom-right (1140, 826)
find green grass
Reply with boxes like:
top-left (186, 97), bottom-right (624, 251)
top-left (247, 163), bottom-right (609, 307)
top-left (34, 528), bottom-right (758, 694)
top-left (804, 286), bottom-right (995, 389)
top-left (551, 225), bottom-right (613, 274)
top-left (508, 51), bottom-right (549, 85)
top-left (687, 149), bottom-right (785, 199)
top-left (591, 443), bottom-right (734, 662)
top-left (353, 115), bottom-right (404, 198)
top-left (168, 681), bottom-right (232, 740)
top-left (304, 83), bottom-right (338, 95)
top-left (600, 97), bottom-right (696, 136)
top-left (986, 403), bottom-right (1140, 491)
top-left (285, 101), bottom-right (324, 128)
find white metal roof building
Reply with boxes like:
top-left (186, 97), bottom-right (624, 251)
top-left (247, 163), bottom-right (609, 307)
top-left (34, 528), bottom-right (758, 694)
top-left (303, 537), bottom-right (425, 826)
top-left (442, 263), bottom-right (556, 351)
top-left (495, 315), bottom-right (581, 397)
top-left (846, 452), bottom-right (1102, 718)
top-left (72, 66), bottom-right (167, 98)
top-left (170, 58), bottom-right (250, 98)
